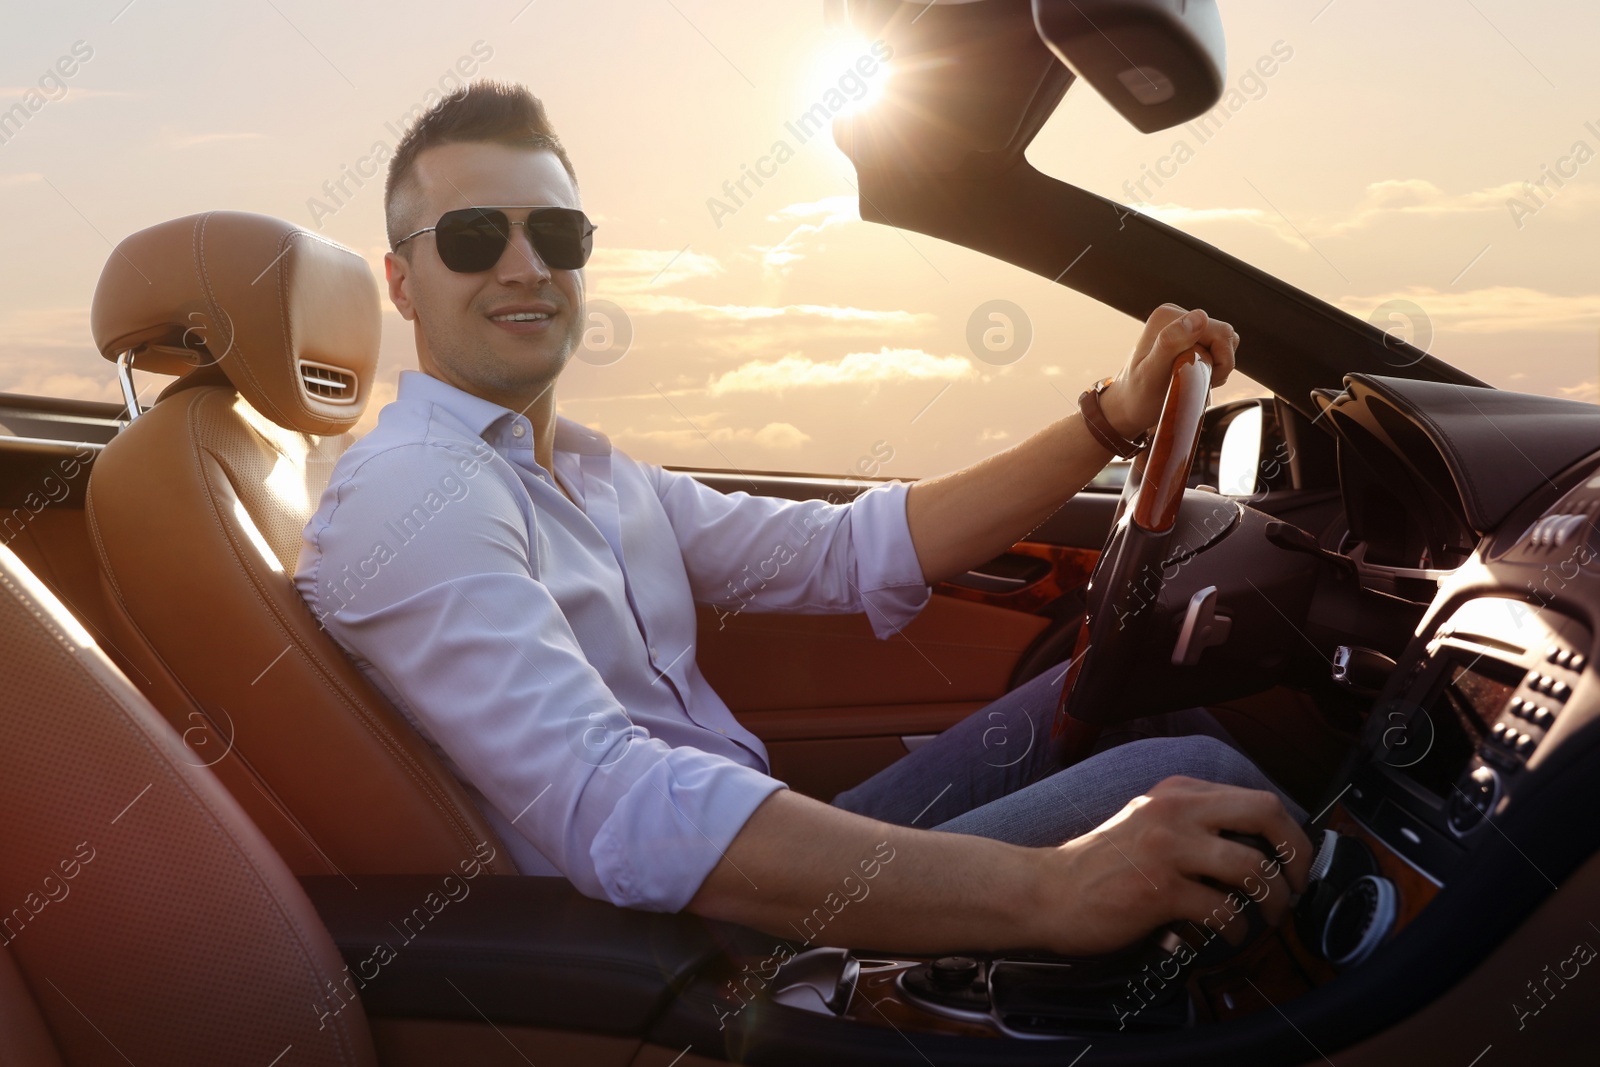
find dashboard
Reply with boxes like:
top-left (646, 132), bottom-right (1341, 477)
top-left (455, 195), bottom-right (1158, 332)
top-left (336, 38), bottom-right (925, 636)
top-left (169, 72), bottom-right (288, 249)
top-left (740, 376), bottom-right (1600, 1048)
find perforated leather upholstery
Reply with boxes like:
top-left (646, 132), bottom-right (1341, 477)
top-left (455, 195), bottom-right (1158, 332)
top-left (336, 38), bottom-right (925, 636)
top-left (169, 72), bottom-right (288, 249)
top-left (0, 540), bottom-right (376, 1065)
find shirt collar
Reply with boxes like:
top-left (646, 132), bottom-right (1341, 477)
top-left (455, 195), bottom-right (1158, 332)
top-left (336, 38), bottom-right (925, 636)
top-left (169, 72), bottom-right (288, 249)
top-left (396, 369), bottom-right (610, 457)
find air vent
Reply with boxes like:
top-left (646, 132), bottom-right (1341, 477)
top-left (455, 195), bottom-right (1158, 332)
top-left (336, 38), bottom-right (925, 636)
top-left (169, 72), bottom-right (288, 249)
top-left (299, 360), bottom-right (358, 404)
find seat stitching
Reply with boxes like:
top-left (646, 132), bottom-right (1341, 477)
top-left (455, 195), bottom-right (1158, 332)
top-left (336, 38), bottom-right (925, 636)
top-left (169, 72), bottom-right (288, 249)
top-left (196, 217), bottom-right (296, 431)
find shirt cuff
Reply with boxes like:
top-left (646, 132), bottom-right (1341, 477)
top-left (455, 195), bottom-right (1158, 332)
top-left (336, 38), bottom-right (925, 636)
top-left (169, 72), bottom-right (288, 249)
top-left (847, 480), bottom-right (933, 639)
top-left (590, 750), bottom-right (786, 912)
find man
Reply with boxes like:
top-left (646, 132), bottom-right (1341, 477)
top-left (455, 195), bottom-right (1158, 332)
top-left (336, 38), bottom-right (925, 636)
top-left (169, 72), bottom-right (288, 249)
top-left (296, 81), bottom-right (1311, 959)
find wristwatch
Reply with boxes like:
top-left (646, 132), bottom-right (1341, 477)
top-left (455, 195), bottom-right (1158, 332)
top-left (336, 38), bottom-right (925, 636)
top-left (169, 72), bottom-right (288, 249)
top-left (1077, 377), bottom-right (1151, 458)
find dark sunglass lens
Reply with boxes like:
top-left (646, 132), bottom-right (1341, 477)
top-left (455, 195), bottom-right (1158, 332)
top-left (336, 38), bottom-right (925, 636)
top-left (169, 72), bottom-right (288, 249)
top-left (527, 209), bottom-right (593, 269)
top-left (436, 209), bottom-right (511, 272)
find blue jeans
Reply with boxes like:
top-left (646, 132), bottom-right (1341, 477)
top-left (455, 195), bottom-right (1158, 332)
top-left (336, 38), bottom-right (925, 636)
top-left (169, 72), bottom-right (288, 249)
top-left (831, 659), bottom-right (1306, 845)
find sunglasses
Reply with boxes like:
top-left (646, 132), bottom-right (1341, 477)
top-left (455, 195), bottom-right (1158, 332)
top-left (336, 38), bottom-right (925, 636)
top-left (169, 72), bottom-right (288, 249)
top-left (393, 205), bottom-right (596, 272)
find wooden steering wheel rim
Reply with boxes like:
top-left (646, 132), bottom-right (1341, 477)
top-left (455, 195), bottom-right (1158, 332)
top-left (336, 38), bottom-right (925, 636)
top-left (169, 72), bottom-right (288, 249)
top-left (1051, 349), bottom-right (1214, 752)
top-left (1130, 350), bottom-right (1216, 532)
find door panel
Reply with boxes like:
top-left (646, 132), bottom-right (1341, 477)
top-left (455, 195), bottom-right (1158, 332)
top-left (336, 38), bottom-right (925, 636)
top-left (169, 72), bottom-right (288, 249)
top-left (689, 472), bottom-right (1119, 798)
top-left (695, 596), bottom-right (1049, 712)
top-left (936, 541), bottom-right (1099, 613)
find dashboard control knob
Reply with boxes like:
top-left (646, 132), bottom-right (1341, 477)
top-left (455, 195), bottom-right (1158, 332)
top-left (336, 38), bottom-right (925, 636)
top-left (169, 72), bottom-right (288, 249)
top-left (1321, 875), bottom-right (1397, 968)
top-left (1307, 829), bottom-right (1340, 883)
top-left (1448, 764), bottom-right (1500, 836)
top-left (929, 956), bottom-right (981, 991)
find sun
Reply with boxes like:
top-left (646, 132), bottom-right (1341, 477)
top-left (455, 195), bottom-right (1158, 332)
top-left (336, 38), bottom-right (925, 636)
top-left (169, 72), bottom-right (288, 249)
top-left (800, 33), bottom-right (894, 118)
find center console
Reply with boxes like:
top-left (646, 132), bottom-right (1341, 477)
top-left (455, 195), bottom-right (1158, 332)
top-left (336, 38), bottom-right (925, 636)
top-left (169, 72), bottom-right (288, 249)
top-left (740, 584), bottom-right (1598, 1044)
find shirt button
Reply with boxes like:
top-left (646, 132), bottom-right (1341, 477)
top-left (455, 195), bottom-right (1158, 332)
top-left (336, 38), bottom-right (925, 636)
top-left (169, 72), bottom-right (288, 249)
top-left (649, 646), bottom-right (659, 658)
top-left (511, 422), bottom-right (526, 438)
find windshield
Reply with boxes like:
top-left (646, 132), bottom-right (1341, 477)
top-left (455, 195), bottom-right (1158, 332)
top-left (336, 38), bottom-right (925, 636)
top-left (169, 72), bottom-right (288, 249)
top-left (2, 1), bottom-right (1592, 481)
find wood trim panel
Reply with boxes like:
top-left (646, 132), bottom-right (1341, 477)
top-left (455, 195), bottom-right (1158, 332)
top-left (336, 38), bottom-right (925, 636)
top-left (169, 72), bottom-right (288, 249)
top-left (1329, 806), bottom-right (1441, 931)
top-left (933, 542), bottom-right (1099, 614)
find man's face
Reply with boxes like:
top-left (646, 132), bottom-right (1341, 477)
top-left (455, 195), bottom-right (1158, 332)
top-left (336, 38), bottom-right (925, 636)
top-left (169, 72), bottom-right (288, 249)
top-left (385, 141), bottom-right (585, 405)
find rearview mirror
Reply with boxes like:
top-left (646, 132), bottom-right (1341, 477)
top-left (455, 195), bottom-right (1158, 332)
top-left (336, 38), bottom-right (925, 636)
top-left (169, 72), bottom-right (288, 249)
top-left (1032, 0), bottom-right (1226, 133)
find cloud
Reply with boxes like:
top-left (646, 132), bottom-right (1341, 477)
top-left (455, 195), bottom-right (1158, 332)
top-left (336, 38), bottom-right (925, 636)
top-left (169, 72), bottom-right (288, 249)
top-left (707, 346), bottom-right (972, 395)
top-left (0, 306), bottom-right (92, 348)
top-left (1132, 177), bottom-right (1600, 247)
top-left (166, 131), bottom-right (267, 148)
top-left (755, 195), bottom-right (861, 274)
top-left (0, 370), bottom-right (119, 404)
top-left (1336, 286), bottom-right (1600, 333)
top-left (624, 294), bottom-right (923, 326)
top-left (770, 195), bottom-right (860, 223)
top-left (585, 246), bottom-right (724, 292)
top-left (614, 421), bottom-right (811, 450)
top-left (1134, 204), bottom-right (1272, 228)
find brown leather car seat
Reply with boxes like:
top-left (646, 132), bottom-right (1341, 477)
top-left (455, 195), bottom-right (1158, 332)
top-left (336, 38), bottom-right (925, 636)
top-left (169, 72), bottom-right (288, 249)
top-left (0, 539), bottom-right (376, 1066)
top-left (84, 211), bottom-right (509, 877)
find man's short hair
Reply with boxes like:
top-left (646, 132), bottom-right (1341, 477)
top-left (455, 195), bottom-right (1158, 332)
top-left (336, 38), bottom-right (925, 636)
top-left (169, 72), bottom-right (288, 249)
top-left (384, 80), bottom-right (578, 252)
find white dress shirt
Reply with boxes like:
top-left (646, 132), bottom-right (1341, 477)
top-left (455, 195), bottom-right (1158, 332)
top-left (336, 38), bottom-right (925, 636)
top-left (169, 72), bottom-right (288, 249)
top-left (295, 370), bottom-right (931, 911)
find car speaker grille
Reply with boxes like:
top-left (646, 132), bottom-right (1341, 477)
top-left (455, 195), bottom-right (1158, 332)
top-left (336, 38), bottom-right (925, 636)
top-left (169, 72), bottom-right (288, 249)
top-left (299, 360), bottom-right (358, 404)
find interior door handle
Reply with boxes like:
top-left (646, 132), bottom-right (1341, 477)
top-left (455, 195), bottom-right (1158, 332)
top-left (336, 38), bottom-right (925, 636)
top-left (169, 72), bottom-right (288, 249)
top-left (948, 553), bottom-right (1052, 595)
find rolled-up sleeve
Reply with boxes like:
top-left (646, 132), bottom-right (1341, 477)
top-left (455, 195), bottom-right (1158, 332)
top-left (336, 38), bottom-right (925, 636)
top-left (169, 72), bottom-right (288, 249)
top-left (297, 443), bottom-right (783, 911)
top-left (649, 467), bottom-right (932, 639)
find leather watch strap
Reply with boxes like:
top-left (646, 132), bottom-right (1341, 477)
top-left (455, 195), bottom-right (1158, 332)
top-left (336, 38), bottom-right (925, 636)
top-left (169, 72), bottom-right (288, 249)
top-left (1077, 377), bottom-right (1150, 459)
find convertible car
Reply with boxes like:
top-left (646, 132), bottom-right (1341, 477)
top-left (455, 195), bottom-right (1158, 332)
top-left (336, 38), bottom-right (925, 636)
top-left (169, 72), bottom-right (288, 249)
top-left (2, 0), bottom-right (1595, 1064)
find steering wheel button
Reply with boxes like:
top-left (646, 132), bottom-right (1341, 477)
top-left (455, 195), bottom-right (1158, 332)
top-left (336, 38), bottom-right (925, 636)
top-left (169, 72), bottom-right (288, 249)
top-left (1550, 681), bottom-right (1570, 701)
top-left (1571, 653), bottom-right (1587, 672)
top-left (1533, 707), bottom-right (1554, 726)
top-left (1514, 733), bottom-right (1536, 755)
top-left (1491, 722), bottom-right (1509, 742)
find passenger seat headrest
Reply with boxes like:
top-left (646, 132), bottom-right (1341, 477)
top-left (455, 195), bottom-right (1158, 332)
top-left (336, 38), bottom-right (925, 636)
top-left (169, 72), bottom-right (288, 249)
top-left (91, 210), bottom-right (381, 435)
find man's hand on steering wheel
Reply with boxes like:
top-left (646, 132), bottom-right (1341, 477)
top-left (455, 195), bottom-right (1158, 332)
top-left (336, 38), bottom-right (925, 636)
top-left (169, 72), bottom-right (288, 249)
top-left (1054, 303), bottom-right (1242, 735)
top-left (1101, 304), bottom-right (1241, 441)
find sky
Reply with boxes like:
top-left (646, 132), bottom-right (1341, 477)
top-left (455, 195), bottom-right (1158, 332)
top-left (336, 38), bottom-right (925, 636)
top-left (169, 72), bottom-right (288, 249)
top-left (2, 0), bottom-right (1597, 479)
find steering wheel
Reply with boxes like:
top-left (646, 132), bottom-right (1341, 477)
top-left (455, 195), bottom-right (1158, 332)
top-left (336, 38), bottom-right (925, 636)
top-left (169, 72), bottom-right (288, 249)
top-left (1052, 349), bottom-right (1215, 756)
